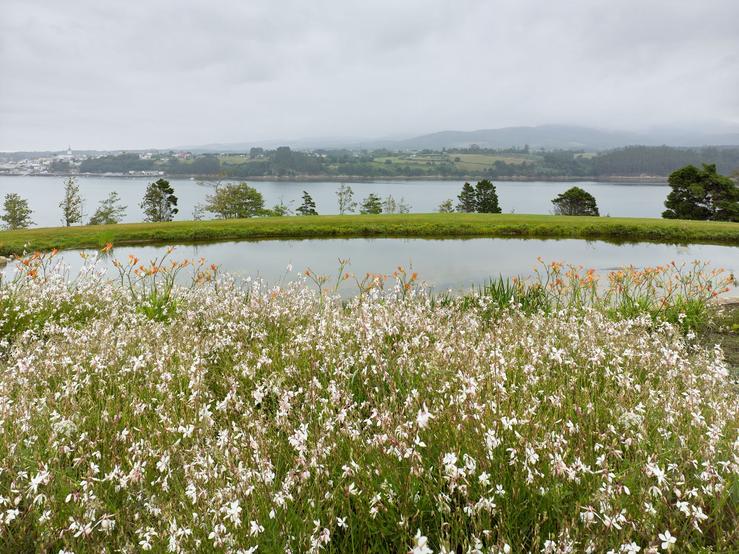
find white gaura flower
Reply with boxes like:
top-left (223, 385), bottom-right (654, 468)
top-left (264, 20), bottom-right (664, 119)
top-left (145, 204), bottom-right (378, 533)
top-left (416, 403), bottom-right (433, 429)
top-left (28, 469), bottom-right (50, 495)
top-left (411, 529), bottom-right (433, 554)
top-left (223, 500), bottom-right (242, 527)
top-left (658, 530), bottom-right (676, 550)
top-left (442, 452), bottom-right (457, 467)
top-left (249, 520), bottom-right (264, 536)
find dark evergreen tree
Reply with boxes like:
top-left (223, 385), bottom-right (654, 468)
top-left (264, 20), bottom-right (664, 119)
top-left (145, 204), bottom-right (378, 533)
top-left (456, 182), bottom-right (477, 212)
top-left (140, 179), bottom-right (179, 222)
top-left (662, 164), bottom-right (739, 221)
top-left (296, 191), bottom-right (318, 215)
top-left (475, 179), bottom-right (502, 213)
top-left (551, 187), bottom-right (600, 216)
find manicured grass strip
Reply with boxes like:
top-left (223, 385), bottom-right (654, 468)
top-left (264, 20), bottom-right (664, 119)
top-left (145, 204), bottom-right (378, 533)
top-left (1, 213), bottom-right (739, 255)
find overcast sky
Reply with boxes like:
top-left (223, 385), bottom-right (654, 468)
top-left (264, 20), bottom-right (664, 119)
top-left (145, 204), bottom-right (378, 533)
top-left (1, 0), bottom-right (738, 151)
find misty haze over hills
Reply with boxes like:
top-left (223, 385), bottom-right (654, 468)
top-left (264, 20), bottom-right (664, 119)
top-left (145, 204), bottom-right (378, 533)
top-left (183, 125), bottom-right (739, 153)
top-left (4, 125), bottom-right (739, 156)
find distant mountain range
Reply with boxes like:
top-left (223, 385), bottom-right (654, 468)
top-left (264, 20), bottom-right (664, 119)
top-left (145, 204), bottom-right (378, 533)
top-left (183, 125), bottom-right (739, 153)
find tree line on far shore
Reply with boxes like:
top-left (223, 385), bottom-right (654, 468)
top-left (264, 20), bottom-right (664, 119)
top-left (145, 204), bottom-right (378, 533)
top-left (0, 164), bottom-right (737, 230)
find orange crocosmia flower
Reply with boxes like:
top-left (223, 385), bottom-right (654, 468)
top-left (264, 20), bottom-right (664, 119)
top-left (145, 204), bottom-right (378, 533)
top-left (411, 272), bottom-right (418, 281)
top-left (101, 243), bottom-right (113, 253)
top-left (51, 248), bottom-right (59, 256)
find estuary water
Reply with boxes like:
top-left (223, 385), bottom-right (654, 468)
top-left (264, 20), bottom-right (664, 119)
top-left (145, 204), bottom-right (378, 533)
top-left (10, 237), bottom-right (737, 295)
top-left (0, 176), bottom-right (669, 226)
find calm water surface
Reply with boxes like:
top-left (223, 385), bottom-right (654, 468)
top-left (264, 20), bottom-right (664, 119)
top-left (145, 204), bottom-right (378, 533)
top-left (14, 237), bottom-right (737, 294)
top-left (0, 176), bottom-right (669, 226)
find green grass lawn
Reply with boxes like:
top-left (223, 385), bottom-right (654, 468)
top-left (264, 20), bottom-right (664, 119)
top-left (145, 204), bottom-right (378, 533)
top-left (451, 153), bottom-right (532, 171)
top-left (1, 213), bottom-right (738, 255)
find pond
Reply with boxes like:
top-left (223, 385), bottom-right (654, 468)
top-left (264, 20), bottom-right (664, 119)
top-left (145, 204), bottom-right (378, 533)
top-left (10, 237), bottom-right (737, 295)
top-left (0, 176), bottom-right (670, 226)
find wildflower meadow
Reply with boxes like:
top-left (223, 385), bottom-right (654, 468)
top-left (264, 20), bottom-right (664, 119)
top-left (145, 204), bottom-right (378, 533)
top-left (0, 250), bottom-right (737, 552)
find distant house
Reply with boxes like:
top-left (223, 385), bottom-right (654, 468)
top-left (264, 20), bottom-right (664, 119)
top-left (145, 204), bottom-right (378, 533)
top-left (56, 146), bottom-right (74, 162)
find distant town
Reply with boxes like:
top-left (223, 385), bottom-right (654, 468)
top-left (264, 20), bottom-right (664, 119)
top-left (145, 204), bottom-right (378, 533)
top-left (2, 144), bottom-right (739, 181)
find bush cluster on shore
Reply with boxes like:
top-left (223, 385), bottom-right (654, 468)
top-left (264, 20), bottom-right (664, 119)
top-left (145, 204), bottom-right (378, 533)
top-left (0, 252), bottom-right (737, 552)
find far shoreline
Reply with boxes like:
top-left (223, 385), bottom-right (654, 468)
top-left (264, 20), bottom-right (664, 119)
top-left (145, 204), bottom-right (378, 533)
top-left (0, 172), bottom-right (670, 184)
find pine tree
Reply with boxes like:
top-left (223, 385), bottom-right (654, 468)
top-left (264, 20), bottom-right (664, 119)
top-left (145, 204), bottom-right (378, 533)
top-left (663, 164), bottom-right (739, 221)
top-left (456, 182), bottom-right (477, 212)
top-left (1, 193), bottom-right (34, 230)
top-left (475, 180), bottom-right (502, 213)
top-left (438, 199), bottom-right (454, 213)
top-left (59, 177), bottom-right (84, 226)
top-left (296, 191), bottom-right (318, 215)
top-left (140, 179), bottom-right (179, 222)
top-left (270, 199), bottom-right (290, 216)
top-left (89, 192), bottom-right (127, 225)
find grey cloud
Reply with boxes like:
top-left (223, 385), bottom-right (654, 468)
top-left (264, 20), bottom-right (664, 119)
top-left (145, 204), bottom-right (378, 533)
top-left (1, 0), bottom-right (738, 150)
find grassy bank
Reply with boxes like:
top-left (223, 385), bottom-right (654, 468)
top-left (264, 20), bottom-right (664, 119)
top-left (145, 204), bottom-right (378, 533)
top-left (0, 258), bottom-right (737, 552)
top-left (1, 213), bottom-right (739, 254)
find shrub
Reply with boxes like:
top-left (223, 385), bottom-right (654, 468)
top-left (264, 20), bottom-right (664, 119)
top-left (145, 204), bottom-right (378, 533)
top-left (204, 182), bottom-right (265, 219)
top-left (551, 186), bottom-right (600, 216)
top-left (663, 164), bottom-right (739, 221)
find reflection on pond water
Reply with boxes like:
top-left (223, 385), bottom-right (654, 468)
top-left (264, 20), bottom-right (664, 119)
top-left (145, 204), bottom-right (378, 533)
top-left (7, 237), bottom-right (737, 295)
